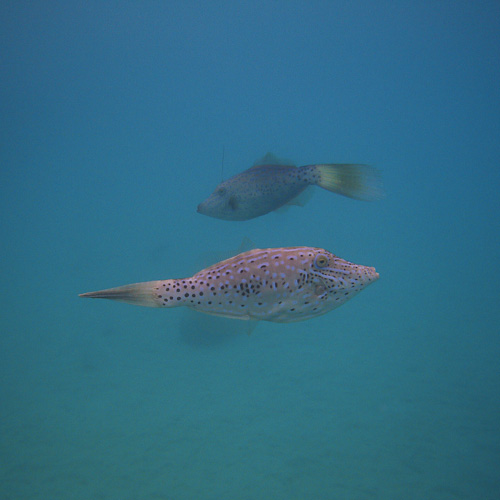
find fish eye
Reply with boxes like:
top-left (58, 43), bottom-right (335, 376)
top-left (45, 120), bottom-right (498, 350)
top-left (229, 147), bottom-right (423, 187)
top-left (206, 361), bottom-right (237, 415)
top-left (314, 255), bottom-right (329, 268)
top-left (217, 187), bottom-right (227, 196)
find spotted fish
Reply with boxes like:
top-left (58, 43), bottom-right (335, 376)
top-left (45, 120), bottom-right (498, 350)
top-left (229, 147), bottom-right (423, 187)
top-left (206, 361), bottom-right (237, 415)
top-left (79, 247), bottom-right (379, 323)
top-left (197, 159), bottom-right (383, 221)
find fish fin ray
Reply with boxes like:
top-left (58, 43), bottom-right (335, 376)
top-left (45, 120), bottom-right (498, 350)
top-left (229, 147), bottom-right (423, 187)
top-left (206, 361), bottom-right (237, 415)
top-left (285, 186), bottom-right (314, 207)
top-left (309, 164), bottom-right (384, 201)
top-left (79, 281), bottom-right (165, 307)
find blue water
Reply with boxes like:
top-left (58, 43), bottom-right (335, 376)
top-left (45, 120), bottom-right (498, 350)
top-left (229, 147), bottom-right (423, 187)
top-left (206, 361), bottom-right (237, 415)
top-left (1, 2), bottom-right (499, 499)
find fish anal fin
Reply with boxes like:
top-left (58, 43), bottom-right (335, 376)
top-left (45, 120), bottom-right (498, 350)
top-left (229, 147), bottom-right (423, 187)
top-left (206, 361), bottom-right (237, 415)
top-left (188, 308), bottom-right (259, 334)
top-left (285, 186), bottom-right (314, 207)
top-left (274, 187), bottom-right (314, 215)
top-left (244, 320), bottom-right (259, 336)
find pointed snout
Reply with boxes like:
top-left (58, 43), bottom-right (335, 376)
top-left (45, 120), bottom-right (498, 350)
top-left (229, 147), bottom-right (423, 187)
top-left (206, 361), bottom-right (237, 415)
top-left (363, 266), bottom-right (380, 283)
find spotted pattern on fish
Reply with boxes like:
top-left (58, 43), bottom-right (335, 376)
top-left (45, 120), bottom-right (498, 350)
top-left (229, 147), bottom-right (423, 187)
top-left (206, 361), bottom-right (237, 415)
top-left (197, 163), bottom-right (384, 221)
top-left (80, 247), bottom-right (379, 323)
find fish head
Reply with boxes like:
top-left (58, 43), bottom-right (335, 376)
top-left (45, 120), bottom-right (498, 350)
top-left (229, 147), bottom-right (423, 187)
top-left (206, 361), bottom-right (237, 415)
top-left (197, 179), bottom-right (244, 221)
top-left (306, 249), bottom-right (379, 309)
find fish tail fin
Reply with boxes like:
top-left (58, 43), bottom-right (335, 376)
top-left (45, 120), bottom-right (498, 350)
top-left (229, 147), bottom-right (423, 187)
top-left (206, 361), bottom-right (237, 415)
top-left (307, 164), bottom-right (384, 201)
top-left (79, 280), bottom-right (170, 308)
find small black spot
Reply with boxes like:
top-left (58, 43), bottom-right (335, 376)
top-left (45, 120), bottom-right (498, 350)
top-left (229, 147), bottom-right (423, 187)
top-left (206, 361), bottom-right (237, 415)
top-left (199, 292), bottom-right (203, 296)
top-left (177, 297), bottom-right (181, 301)
top-left (184, 293), bottom-right (189, 298)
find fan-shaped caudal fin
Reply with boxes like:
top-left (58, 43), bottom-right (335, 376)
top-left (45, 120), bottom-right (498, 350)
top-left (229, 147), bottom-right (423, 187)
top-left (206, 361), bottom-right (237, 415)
top-left (311, 164), bottom-right (384, 201)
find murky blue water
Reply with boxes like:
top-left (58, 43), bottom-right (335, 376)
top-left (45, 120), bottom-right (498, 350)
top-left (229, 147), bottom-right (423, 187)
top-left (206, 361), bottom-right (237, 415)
top-left (1, 2), bottom-right (499, 499)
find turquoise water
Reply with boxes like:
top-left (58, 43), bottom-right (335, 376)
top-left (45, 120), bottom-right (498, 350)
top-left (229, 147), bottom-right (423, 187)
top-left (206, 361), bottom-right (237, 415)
top-left (1, 2), bottom-right (499, 499)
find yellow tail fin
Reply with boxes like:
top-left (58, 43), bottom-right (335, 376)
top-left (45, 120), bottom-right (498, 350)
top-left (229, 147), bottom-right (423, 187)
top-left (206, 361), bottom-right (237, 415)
top-left (312, 164), bottom-right (384, 201)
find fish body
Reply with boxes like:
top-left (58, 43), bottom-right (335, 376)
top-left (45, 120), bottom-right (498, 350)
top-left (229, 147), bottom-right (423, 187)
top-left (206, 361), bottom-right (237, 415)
top-left (197, 162), bottom-right (383, 221)
top-left (80, 247), bottom-right (379, 323)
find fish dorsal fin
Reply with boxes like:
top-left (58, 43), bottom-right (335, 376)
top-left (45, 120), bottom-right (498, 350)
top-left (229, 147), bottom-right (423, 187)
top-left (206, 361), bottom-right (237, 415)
top-left (200, 247), bottom-right (263, 273)
top-left (199, 238), bottom-right (256, 270)
top-left (236, 236), bottom-right (255, 254)
top-left (252, 152), bottom-right (296, 167)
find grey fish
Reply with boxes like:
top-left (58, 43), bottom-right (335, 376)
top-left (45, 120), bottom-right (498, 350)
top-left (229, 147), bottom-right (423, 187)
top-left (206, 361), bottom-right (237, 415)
top-left (79, 247), bottom-right (379, 323)
top-left (197, 160), bottom-right (383, 221)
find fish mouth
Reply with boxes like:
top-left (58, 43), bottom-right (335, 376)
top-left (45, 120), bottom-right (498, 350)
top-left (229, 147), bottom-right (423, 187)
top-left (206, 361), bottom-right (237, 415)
top-left (369, 267), bottom-right (379, 280)
top-left (328, 264), bottom-right (379, 287)
top-left (363, 266), bottom-right (379, 283)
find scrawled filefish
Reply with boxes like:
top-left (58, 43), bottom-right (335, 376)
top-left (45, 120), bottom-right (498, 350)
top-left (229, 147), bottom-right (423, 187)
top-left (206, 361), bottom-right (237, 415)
top-left (197, 156), bottom-right (383, 221)
top-left (79, 247), bottom-right (379, 323)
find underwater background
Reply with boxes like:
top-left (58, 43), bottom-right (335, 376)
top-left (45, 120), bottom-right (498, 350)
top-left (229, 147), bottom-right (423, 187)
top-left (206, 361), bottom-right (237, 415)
top-left (1, 2), bottom-right (499, 499)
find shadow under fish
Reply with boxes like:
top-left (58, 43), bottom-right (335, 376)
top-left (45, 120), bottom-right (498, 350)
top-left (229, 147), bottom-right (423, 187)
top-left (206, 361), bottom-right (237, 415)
top-left (178, 309), bottom-right (247, 348)
top-left (197, 153), bottom-right (384, 221)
